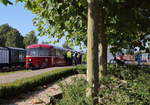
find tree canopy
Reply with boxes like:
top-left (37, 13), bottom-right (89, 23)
top-left (0, 24), bottom-right (38, 48)
top-left (13, 0), bottom-right (149, 54)
top-left (62, 41), bottom-right (73, 50)
top-left (0, 24), bottom-right (24, 48)
top-left (0, 0), bottom-right (13, 6)
top-left (24, 30), bottom-right (38, 47)
top-left (2, 0), bottom-right (150, 53)
top-left (107, 0), bottom-right (150, 53)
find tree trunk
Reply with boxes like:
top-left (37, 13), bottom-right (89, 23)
top-left (99, 35), bottom-right (108, 76)
top-left (86, 0), bottom-right (100, 104)
top-left (99, 6), bottom-right (107, 76)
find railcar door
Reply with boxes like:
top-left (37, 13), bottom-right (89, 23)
top-left (39, 47), bottom-right (49, 68)
top-left (48, 48), bottom-right (56, 67)
top-left (55, 49), bottom-right (66, 66)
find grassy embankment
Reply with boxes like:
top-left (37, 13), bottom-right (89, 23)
top-left (0, 67), bottom-right (78, 99)
top-left (0, 64), bottom-right (149, 105)
top-left (57, 65), bottom-right (150, 105)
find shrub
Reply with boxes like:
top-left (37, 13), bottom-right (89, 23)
top-left (56, 65), bottom-right (150, 105)
top-left (57, 78), bottom-right (92, 105)
top-left (101, 65), bottom-right (150, 105)
top-left (0, 68), bottom-right (74, 98)
top-left (108, 65), bottom-right (144, 80)
top-left (75, 64), bottom-right (87, 74)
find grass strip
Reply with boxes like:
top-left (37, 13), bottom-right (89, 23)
top-left (0, 70), bottom-right (31, 76)
top-left (0, 67), bottom-right (75, 98)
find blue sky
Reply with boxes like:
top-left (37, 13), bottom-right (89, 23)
top-left (0, 2), bottom-right (65, 46)
top-left (0, 2), bottom-right (83, 51)
top-left (0, 2), bottom-right (36, 36)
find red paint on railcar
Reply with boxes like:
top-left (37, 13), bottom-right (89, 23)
top-left (27, 44), bottom-right (53, 49)
top-left (26, 44), bottom-right (67, 69)
top-left (26, 56), bottom-right (53, 68)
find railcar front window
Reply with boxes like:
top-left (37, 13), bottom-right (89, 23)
top-left (27, 48), bottom-right (50, 56)
top-left (27, 48), bottom-right (39, 56)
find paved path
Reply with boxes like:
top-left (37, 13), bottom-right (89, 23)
top-left (0, 66), bottom-right (73, 84)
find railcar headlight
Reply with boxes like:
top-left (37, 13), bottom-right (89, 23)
top-left (29, 59), bottom-right (32, 61)
top-left (45, 58), bottom-right (48, 62)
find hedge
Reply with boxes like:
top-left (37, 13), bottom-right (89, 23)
top-left (0, 67), bottom-right (76, 98)
top-left (75, 64), bottom-right (87, 74)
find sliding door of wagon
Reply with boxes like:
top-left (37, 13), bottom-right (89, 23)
top-left (0, 47), bottom-right (9, 67)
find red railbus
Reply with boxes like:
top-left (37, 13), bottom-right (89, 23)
top-left (26, 44), bottom-right (68, 69)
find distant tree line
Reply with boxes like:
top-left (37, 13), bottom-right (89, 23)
top-left (0, 24), bottom-right (38, 48)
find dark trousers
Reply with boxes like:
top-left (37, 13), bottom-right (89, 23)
top-left (67, 58), bottom-right (72, 65)
top-left (74, 57), bottom-right (78, 65)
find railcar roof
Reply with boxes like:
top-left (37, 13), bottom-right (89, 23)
top-left (27, 44), bottom-right (77, 52)
top-left (27, 44), bottom-right (54, 49)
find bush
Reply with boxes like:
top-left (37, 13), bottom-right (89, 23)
top-left (57, 78), bottom-right (92, 105)
top-left (75, 64), bottom-right (87, 74)
top-left (56, 65), bottom-right (150, 105)
top-left (108, 65), bottom-right (145, 80)
top-left (102, 65), bottom-right (150, 105)
top-left (0, 68), bottom-right (75, 98)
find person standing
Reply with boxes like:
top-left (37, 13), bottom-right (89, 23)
top-left (73, 51), bottom-right (78, 65)
top-left (137, 54), bottom-right (142, 65)
top-left (79, 52), bottom-right (82, 64)
top-left (77, 52), bottom-right (81, 64)
top-left (67, 50), bottom-right (72, 65)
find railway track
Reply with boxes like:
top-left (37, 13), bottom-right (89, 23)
top-left (0, 66), bottom-right (73, 84)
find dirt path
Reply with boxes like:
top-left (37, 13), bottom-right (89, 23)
top-left (0, 66), bottom-right (73, 84)
top-left (3, 74), bottom-right (86, 105)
